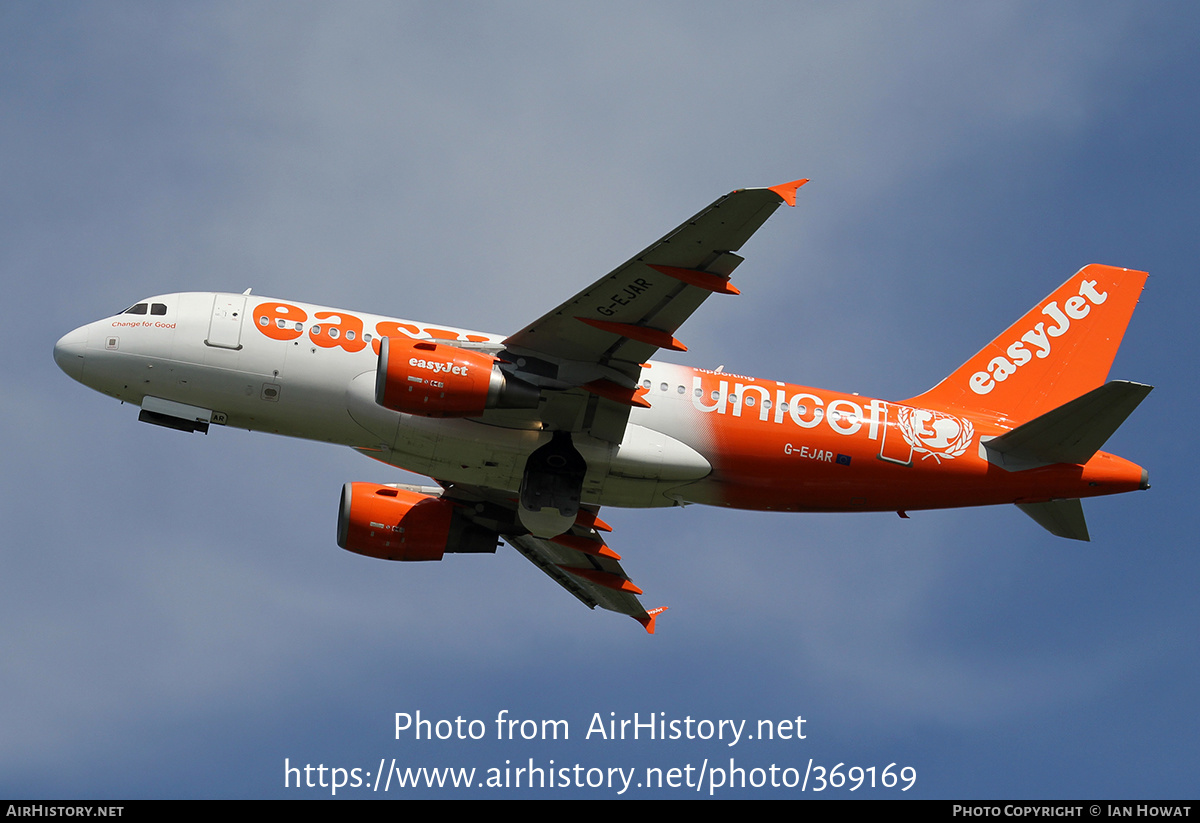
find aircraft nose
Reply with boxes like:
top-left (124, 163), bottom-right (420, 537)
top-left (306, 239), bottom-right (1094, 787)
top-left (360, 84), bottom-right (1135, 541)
top-left (54, 326), bottom-right (88, 381)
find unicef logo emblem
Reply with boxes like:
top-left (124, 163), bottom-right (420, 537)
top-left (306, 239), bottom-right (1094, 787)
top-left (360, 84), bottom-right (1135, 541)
top-left (896, 407), bottom-right (974, 463)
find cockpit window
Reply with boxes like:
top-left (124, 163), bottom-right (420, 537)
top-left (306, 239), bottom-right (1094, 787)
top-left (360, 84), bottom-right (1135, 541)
top-left (151, 303), bottom-right (167, 315)
top-left (123, 303), bottom-right (148, 315)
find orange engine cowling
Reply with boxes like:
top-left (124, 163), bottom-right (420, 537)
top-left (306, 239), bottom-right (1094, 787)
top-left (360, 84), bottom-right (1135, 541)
top-left (336, 483), bottom-right (499, 561)
top-left (375, 338), bottom-right (539, 417)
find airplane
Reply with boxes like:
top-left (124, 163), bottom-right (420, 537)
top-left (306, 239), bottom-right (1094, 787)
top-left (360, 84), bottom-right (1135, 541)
top-left (53, 179), bottom-right (1151, 633)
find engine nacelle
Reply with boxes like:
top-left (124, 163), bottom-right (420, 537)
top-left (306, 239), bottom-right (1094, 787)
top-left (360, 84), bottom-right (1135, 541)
top-left (336, 482), bottom-right (499, 561)
top-left (375, 338), bottom-right (539, 417)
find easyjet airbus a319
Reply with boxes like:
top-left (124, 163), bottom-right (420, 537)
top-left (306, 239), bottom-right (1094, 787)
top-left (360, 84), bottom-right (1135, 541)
top-left (54, 180), bottom-right (1151, 632)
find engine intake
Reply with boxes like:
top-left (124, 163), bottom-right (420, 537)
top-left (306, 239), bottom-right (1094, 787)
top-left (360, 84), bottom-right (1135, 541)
top-left (375, 338), bottom-right (539, 417)
top-left (336, 482), bottom-right (498, 561)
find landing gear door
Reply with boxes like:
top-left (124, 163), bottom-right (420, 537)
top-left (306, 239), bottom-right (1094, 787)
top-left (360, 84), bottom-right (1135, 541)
top-left (206, 295), bottom-right (246, 350)
top-left (877, 402), bottom-right (914, 466)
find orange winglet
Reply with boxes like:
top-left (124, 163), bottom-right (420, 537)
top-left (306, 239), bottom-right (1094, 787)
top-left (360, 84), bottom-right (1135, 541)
top-left (575, 317), bottom-right (687, 352)
top-left (767, 178), bottom-right (809, 207)
top-left (550, 534), bottom-right (621, 560)
top-left (580, 378), bottom-right (652, 408)
top-left (634, 606), bottom-right (668, 635)
top-left (574, 509), bottom-right (613, 533)
top-left (647, 264), bottom-right (740, 295)
top-left (558, 565), bottom-right (643, 595)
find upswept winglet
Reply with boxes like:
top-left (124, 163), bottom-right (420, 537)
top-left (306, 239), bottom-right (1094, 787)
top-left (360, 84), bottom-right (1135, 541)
top-left (767, 178), bottom-right (809, 207)
top-left (635, 606), bottom-right (669, 635)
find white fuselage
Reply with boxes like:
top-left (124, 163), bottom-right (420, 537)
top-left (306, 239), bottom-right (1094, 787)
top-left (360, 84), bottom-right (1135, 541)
top-left (54, 292), bottom-right (713, 509)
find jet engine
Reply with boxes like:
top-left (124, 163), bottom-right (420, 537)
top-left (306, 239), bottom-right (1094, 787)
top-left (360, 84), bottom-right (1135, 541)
top-left (375, 338), bottom-right (539, 417)
top-left (336, 482), bottom-right (499, 561)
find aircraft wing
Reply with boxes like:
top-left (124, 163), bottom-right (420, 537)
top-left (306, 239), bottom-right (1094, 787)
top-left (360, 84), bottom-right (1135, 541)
top-left (437, 482), bottom-right (665, 632)
top-left (495, 179), bottom-right (806, 442)
top-left (504, 533), bottom-right (665, 632)
top-left (395, 182), bottom-right (807, 629)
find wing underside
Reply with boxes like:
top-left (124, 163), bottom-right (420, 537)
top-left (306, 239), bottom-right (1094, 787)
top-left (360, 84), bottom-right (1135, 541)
top-left (434, 482), bottom-right (664, 632)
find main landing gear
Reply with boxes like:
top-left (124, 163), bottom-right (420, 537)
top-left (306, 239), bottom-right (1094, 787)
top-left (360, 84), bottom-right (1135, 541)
top-left (518, 431), bottom-right (587, 538)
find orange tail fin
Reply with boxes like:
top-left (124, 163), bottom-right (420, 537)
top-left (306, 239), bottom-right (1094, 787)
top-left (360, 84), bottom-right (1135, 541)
top-left (905, 265), bottom-right (1147, 424)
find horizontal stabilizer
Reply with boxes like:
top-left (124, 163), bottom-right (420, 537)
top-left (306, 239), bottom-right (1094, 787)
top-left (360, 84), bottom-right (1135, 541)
top-left (985, 381), bottom-right (1152, 469)
top-left (1016, 499), bottom-right (1090, 541)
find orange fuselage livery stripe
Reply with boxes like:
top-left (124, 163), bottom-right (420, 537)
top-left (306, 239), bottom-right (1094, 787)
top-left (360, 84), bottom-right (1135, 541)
top-left (676, 369), bottom-right (1144, 512)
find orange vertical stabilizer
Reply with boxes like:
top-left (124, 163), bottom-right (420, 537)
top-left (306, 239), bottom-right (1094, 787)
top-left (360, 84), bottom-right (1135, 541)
top-left (905, 265), bottom-right (1148, 425)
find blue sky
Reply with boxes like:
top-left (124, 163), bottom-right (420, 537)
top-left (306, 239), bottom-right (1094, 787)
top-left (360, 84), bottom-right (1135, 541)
top-left (3, 2), bottom-right (1197, 798)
